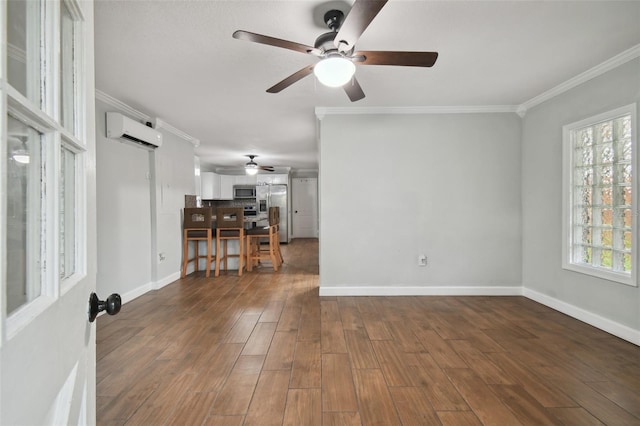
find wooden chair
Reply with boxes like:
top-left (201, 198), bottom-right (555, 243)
top-left (215, 207), bottom-right (245, 277)
top-left (246, 207), bottom-right (283, 272)
top-left (181, 207), bottom-right (214, 278)
top-left (271, 206), bottom-right (284, 266)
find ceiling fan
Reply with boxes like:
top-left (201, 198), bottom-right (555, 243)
top-left (245, 155), bottom-right (274, 175)
top-left (232, 0), bottom-right (438, 102)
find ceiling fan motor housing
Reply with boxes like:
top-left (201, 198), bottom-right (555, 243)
top-left (324, 10), bottom-right (344, 31)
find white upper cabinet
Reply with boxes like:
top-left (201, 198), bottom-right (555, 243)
top-left (220, 175), bottom-right (235, 199)
top-left (201, 172), bottom-right (221, 199)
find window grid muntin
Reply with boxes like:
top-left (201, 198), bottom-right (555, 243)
top-left (571, 113), bottom-right (632, 273)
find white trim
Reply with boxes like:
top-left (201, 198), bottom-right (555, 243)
top-left (116, 272), bottom-right (180, 307)
top-left (94, 90), bottom-right (150, 122)
top-left (6, 296), bottom-right (56, 340)
top-left (119, 281), bottom-right (154, 305)
top-left (523, 288), bottom-right (639, 346)
top-left (153, 271), bottom-right (181, 290)
top-left (315, 105), bottom-right (519, 117)
top-left (153, 118), bottom-right (200, 147)
top-left (519, 43), bottom-right (640, 115)
top-left (319, 285), bottom-right (523, 297)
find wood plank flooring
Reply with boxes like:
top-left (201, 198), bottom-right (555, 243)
top-left (97, 238), bottom-right (640, 425)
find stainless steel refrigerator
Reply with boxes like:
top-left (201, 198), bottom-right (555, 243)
top-left (257, 184), bottom-right (289, 243)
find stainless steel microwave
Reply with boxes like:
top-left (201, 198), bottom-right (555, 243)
top-left (233, 185), bottom-right (256, 199)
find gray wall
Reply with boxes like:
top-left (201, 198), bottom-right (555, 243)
top-left (96, 99), bottom-right (195, 302)
top-left (152, 129), bottom-right (197, 283)
top-left (319, 113), bottom-right (522, 292)
top-left (521, 58), bottom-right (640, 333)
top-left (96, 103), bottom-right (152, 299)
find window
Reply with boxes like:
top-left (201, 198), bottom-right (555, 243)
top-left (3, 0), bottom-right (86, 323)
top-left (6, 114), bottom-right (44, 314)
top-left (562, 104), bottom-right (637, 286)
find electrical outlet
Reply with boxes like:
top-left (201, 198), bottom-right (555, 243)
top-left (418, 254), bottom-right (427, 266)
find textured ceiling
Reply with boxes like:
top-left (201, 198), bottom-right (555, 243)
top-left (94, 1), bottom-right (640, 172)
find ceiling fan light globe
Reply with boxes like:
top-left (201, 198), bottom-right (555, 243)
top-left (12, 151), bottom-right (30, 164)
top-left (245, 164), bottom-right (259, 175)
top-left (314, 57), bottom-right (356, 87)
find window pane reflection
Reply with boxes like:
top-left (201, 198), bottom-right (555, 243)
top-left (7, 0), bottom-right (42, 106)
top-left (60, 144), bottom-right (76, 279)
top-left (7, 114), bottom-right (43, 314)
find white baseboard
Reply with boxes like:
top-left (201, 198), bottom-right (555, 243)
top-left (119, 271), bottom-right (180, 305)
top-left (523, 287), bottom-right (640, 346)
top-left (319, 285), bottom-right (523, 297)
top-left (120, 281), bottom-right (153, 305)
top-left (154, 271), bottom-right (181, 290)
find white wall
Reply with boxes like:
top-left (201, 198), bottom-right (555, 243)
top-left (319, 112), bottom-right (522, 294)
top-left (521, 58), bottom-right (640, 340)
top-left (96, 99), bottom-right (196, 302)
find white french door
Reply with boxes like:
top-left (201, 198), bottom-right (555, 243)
top-left (1, 1), bottom-right (97, 424)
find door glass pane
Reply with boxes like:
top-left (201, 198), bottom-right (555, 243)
top-left (7, 0), bottom-right (42, 106)
top-left (59, 146), bottom-right (76, 279)
top-left (60, 145), bottom-right (76, 279)
top-left (6, 114), bottom-right (43, 315)
top-left (60, 1), bottom-right (76, 132)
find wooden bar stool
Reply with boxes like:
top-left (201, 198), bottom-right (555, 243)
top-left (181, 207), bottom-right (214, 278)
top-left (272, 206), bottom-right (284, 265)
top-left (215, 207), bottom-right (245, 277)
top-left (246, 207), bottom-right (283, 272)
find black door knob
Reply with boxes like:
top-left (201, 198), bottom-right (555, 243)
top-left (88, 292), bottom-right (122, 322)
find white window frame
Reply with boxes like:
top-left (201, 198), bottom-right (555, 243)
top-left (2, 0), bottom-right (88, 339)
top-left (562, 104), bottom-right (638, 287)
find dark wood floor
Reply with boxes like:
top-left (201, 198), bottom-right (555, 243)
top-left (97, 238), bottom-right (640, 425)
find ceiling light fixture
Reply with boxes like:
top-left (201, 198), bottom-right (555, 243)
top-left (12, 152), bottom-right (30, 164)
top-left (313, 55), bottom-right (356, 88)
top-left (245, 162), bottom-right (259, 175)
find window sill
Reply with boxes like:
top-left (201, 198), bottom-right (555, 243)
top-left (562, 262), bottom-right (637, 287)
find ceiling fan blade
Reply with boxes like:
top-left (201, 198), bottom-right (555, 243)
top-left (259, 166), bottom-right (275, 172)
top-left (334, 0), bottom-right (388, 53)
top-left (343, 76), bottom-right (365, 102)
top-left (353, 51), bottom-right (439, 67)
top-left (233, 30), bottom-right (322, 56)
top-left (267, 65), bottom-right (315, 93)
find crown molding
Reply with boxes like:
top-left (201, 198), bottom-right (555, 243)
top-left (153, 118), bottom-right (200, 147)
top-left (315, 105), bottom-right (519, 117)
top-left (315, 44), bottom-right (640, 120)
top-left (518, 43), bottom-right (640, 116)
top-left (95, 90), bottom-right (150, 122)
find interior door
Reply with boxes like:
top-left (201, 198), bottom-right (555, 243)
top-left (1, 1), bottom-right (98, 424)
top-left (292, 178), bottom-right (318, 238)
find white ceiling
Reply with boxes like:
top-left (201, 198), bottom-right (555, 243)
top-left (94, 1), bottom-right (640, 172)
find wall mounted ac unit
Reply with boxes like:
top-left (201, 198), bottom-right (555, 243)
top-left (106, 112), bottom-right (163, 149)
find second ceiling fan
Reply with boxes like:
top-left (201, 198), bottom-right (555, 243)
top-left (232, 0), bottom-right (438, 102)
top-left (244, 155), bottom-right (274, 175)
